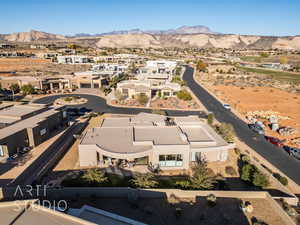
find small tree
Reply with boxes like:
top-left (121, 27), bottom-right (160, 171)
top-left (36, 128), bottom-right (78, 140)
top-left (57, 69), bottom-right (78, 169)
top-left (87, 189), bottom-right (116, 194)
top-left (190, 158), bottom-right (217, 189)
top-left (136, 94), bottom-right (148, 105)
top-left (21, 84), bottom-right (35, 95)
top-left (241, 164), bottom-right (255, 182)
top-left (81, 168), bottom-right (108, 185)
top-left (252, 171), bottom-right (270, 188)
top-left (196, 60), bottom-right (207, 72)
top-left (130, 172), bottom-right (158, 188)
top-left (9, 83), bottom-right (20, 93)
top-left (273, 173), bottom-right (288, 186)
top-left (176, 90), bottom-right (192, 101)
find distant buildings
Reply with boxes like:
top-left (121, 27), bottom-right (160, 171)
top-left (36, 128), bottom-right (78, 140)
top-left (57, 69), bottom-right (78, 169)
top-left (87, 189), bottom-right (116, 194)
top-left (57, 55), bottom-right (90, 64)
top-left (140, 60), bottom-right (177, 74)
top-left (116, 59), bottom-right (181, 99)
top-left (78, 113), bottom-right (234, 168)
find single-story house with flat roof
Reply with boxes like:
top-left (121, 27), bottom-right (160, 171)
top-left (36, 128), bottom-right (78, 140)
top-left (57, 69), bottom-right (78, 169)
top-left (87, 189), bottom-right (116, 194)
top-left (78, 113), bottom-right (235, 170)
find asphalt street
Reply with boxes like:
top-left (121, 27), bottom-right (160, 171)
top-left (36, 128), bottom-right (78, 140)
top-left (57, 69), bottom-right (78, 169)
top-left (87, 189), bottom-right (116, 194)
top-left (183, 66), bottom-right (300, 185)
top-left (34, 66), bottom-right (300, 185)
top-left (33, 92), bottom-right (206, 117)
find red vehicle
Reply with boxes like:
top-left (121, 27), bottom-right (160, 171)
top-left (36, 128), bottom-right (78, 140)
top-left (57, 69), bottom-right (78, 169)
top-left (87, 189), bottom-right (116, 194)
top-left (265, 136), bottom-right (284, 148)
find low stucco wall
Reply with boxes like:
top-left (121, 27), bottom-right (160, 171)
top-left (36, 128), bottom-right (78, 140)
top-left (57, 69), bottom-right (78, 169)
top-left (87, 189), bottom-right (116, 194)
top-left (0, 188), bottom-right (295, 225)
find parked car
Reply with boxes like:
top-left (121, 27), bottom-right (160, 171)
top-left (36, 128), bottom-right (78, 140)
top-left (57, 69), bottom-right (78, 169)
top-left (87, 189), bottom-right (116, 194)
top-left (265, 136), bottom-right (284, 148)
top-left (283, 146), bottom-right (300, 159)
top-left (248, 123), bottom-right (265, 135)
top-left (18, 146), bottom-right (32, 154)
top-left (6, 154), bottom-right (18, 162)
top-left (222, 103), bottom-right (231, 110)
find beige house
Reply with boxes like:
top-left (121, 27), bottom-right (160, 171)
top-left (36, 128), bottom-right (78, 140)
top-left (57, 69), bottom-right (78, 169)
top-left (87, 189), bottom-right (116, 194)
top-left (116, 79), bottom-right (181, 99)
top-left (78, 113), bottom-right (234, 170)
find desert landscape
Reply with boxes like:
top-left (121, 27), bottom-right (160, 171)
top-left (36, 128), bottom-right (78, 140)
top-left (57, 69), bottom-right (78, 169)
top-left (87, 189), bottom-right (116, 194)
top-left (205, 83), bottom-right (300, 147)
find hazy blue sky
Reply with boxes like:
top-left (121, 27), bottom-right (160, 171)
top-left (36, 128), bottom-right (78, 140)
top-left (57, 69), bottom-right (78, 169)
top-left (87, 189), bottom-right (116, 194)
top-left (1, 0), bottom-right (299, 36)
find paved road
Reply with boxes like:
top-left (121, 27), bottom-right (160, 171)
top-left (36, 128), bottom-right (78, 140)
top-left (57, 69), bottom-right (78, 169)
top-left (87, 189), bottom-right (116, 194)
top-left (34, 67), bottom-right (300, 185)
top-left (183, 66), bottom-right (300, 185)
top-left (34, 93), bottom-right (206, 117)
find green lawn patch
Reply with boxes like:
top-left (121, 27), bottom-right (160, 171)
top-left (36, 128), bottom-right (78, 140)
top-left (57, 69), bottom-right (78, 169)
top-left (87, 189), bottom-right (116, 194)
top-left (238, 66), bottom-right (300, 83)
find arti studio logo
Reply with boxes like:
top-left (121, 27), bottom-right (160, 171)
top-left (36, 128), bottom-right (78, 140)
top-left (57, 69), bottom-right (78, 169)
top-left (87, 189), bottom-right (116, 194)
top-left (13, 185), bottom-right (68, 212)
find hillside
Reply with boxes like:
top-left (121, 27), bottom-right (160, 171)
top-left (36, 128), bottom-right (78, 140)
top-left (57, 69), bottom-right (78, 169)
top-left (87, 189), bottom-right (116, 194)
top-left (1, 28), bottom-right (300, 49)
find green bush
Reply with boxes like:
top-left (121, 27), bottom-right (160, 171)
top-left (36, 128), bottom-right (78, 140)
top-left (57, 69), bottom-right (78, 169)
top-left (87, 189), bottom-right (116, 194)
top-left (64, 97), bottom-right (73, 102)
top-left (214, 123), bottom-right (236, 143)
top-left (136, 94), bottom-right (148, 105)
top-left (130, 173), bottom-right (158, 188)
top-left (252, 171), bottom-right (270, 188)
top-left (273, 173), bottom-right (288, 186)
top-left (175, 180), bottom-right (191, 190)
top-left (176, 90), bottom-right (192, 101)
top-left (207, 113), bottom-right (214, 125)
top-left (241, 164), bottom-right (255, 182)
top-left (241, 155), bottom-right (250, 163)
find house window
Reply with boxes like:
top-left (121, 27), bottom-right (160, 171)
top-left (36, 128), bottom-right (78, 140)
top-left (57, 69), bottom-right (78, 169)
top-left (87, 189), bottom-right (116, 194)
top-left (159, 154), bottom-right (183, 167)
top-left (163, 92), bottom-right (170, 97)
top-left (62, 111), bottom-right (67, 118)
top-left (0, 145), bottom-right (4, 157)
top-left (40, 128), bottom-right (47, 136)
top-left (122, 88), bottom-right (129, 95)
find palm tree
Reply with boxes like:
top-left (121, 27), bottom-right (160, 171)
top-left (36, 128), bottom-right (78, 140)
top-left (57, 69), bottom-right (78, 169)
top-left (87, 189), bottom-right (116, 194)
top-left (130, 172), bottom-right (158, 188)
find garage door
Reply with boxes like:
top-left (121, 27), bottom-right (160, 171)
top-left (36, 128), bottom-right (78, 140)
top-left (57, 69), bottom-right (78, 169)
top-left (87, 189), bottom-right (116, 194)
top-left (80, 83), bottom-right (91, 88)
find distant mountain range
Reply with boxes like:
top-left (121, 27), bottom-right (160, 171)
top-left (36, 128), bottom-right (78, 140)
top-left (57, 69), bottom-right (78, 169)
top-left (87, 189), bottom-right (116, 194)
top-left (0, 26), bottom-right (299, 49)
top-left (70, 25), bottom-right (217, 37)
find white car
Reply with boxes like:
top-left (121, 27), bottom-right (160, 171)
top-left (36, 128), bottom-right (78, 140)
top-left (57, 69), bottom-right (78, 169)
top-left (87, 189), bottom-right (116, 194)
top-left (222, 104), bottom-right (231, 110)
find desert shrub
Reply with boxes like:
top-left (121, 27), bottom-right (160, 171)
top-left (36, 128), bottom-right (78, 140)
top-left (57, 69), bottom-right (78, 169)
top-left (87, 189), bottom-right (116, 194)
top-left (273, 173), bottom-right (288, 186)
top-left (172, 75), bottom-right (186, 86)
top-left (81, 168), bottom-right (108, 185)
top-left (252, 171), bottom-right (270, 188)
top-left (130, 172), bottom-right (158, 188)
top-left (176, 90), bottom-right (192, 101)
top-left (207, 113), bottom-right (214, 125)
top-left (21, 84), bottom-right (35, 95)
top-left (64, 97), bottom-right (73, 102)
top-left (225, 166), bottom-right (237, 176)
top-left (136, 94), bottom-right (149, 105)
top-left (175, 180), bottom-right (191, 190)
top-left (241, 164), bottom-right (256, 182)
top-left (241, 155), bottom-right (251, 163)
top-left (214, 123), bottom-right (236, 143)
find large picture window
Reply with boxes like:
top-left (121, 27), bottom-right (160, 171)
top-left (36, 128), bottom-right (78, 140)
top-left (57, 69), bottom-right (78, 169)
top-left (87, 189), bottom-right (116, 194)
top-left (159, 154), bottom-right (183, 167)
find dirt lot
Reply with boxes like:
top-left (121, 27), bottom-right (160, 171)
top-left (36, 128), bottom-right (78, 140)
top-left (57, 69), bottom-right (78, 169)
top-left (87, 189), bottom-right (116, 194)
top-left (0, 58), bottom-right (50, 72)
top-left (67, 197), bottom-right (287, 225)
top-left (0, 58), bottom-right (90, 75)
top-left (207, 85), bottom-right (300, 147)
